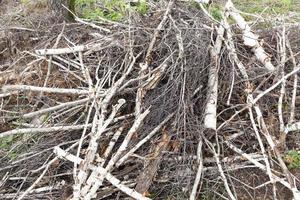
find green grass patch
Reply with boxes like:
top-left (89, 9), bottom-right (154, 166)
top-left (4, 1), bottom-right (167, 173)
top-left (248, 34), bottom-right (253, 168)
top-left (0, 134), bottom-right (22, 160)
top-left (209, 4), bottom-right (223, 21)
top-left (233, 0), bottom-right (299, 15)
top-left (284, 150), bottom-right (300, 169)
top-left (75, 0), bottom-right (149, 21)
top-left (20, 0), bottom-right (31, 4)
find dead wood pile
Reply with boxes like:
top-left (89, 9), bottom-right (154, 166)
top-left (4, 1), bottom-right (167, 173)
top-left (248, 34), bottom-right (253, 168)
top-left (1, 0), bottom-right (300, 199)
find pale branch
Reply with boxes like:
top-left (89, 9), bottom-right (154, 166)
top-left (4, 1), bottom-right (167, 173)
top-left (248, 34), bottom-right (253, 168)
top-left (144, 1), bottom-right (174, 66)
top-left (101, 127), bottom-right (124, 166)
top-left (2, 85), bottom-right (92, 95)
top-left (54, 147), bottom-right (151, 200)
top-left (84, 109), bottom-right (150, 199)
top-left (27, 51), bottom-right (87, 82)
top-left (226, 142), bottom-right (300, 199)
top-left (277, 27), bottom-right (287, 133)
top-left (52, 55), bottom-right (81, 70)
top-left (287, 39), bottom-right (298, 124)
top-left (7, 185), bottom-right (62, 199)
top-left (189, 139), bottom-right (203, 200)
top-left (74, 17), bottom-right (111, 33)
top-left (116, 113), bottom-right (174, 167)
top-left (79, 51), bottom-right (93, 90)
top-left (252, 65), bottom-right (300, 104)
top-left (22, 98), bottom-right (90, 119)
top-left (204, 22), bottom-right (225, 130)
top-left (75, 99), bottom-right (126, 198)
top-left (225, 0), bottom-right (275, 72)
top-left (0, 124), bottom-right (92, 139)
top-left (35, 43), bottom-right (104, 56)
top-left (285, 122), bottom-right (300, 134)
top-left (248, 107), bottom-right (277, 197)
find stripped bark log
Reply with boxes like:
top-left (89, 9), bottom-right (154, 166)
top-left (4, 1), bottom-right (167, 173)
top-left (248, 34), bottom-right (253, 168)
top-left (135, 128), bottom-right (170, 195)
top-left (203, 23), bottom-right (225, 130)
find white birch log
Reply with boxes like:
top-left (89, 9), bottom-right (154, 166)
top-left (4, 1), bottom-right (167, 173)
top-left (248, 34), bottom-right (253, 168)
top-left (0, 124), bottom-right (92, 138)
top-left (225, 0), bottom-right (275, 72)
top-left (285, 122), bottom-right (300, 134)
top-left (287, 40), bottom-right (298, 124)
top-left (35, 43), bottom-right (103, 56)
top-left (204, 23), bottom-right (225, 130)
top-left (2, 85), bottom-right (92, 95)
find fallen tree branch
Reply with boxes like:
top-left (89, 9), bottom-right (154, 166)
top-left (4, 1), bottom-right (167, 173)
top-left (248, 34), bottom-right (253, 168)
top-left (190, 139), bottom-right (203, 200)
top-left (22, 98), bottom-right (90, 119)
top-left (116, 113), bottom-right (174, 167)
top-left (54, 147), bottom-right (151, 200)
top-left (2, 85), bottom-right (93, 95)
top-left (225, 0), bottom-right (275, 72)
top-left (83, 109), bottom-right (150, 199)
top-left (35, 43), bottom-right (103, 56)
top-left (135, 128), bottom-right (170, 195)
top-left (0, 124), bottom-right (92, 139)
top-left (204, 22), bottom-right (225, 130)
top-left (285, 122), bottom-right (300, 134)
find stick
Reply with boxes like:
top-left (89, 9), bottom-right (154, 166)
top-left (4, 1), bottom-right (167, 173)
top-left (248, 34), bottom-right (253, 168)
top-left (252, 65), bottom-right (300, 104)
top-left (0, 124), bottom-right (92, 139)
top-left (116, 113), bottom-right (174, 167)
top-left (226, 142), bottom-right (300, 199)
top-left (35, 43), bottom-right (104, 56)
top-left (287, 39), bottom-right (298, 124)
top-left (23, 98), bottom-right (90, 119)
top-left (277, 26), bottom-right (287, 133)
top-left (75, 99), bottom-right (126, 198)
top-left (135, 129), bottom-right (170, 195)
top-left (2, 85), bottom-right (91, 95)
top-left (190, 139), bottom-right (203, 200)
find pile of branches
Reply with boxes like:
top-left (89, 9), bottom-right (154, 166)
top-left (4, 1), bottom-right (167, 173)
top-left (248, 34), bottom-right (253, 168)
top-left (1, 0), bottom-right (300, 199)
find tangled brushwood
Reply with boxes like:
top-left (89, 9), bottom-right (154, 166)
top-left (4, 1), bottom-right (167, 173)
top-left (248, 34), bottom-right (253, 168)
top-left (1, 0), bottom-right (300, 199)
